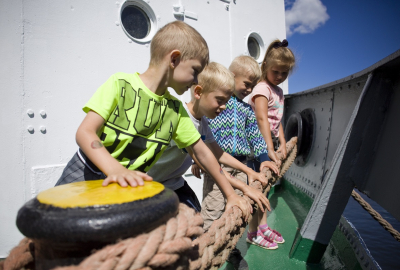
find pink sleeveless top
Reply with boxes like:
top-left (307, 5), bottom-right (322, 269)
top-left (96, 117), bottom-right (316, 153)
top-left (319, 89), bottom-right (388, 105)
top-left (248, 81), bottom-right (284, 137)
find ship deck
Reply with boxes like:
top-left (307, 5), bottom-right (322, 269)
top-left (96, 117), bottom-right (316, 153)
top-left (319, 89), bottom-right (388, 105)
top-left (220, 180), bottom-right (361, 270)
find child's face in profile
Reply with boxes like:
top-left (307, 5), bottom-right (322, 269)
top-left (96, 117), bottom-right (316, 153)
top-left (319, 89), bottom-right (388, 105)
top-left (199, 86), bottom-right (232, 119)
top-left (266, 65), bottom-right (289, 86)
top-left (233, 74), bottom-right (258, 100)
top-left (172, 58), bottom-right (204, 95)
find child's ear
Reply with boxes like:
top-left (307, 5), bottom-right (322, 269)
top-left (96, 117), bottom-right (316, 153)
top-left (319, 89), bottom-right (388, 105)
top-left (193, 85), bottom-right (203, 99)
top-left (170, 50), bottom-right (181, 68)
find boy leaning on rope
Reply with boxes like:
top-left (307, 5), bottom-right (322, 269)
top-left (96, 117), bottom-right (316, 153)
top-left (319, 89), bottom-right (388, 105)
top-left (55, 21), bottom-right (251, 221)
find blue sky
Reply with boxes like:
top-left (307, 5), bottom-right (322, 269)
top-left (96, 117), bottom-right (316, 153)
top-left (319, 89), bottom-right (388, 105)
top-left (285, 0), bottom-right (400, 94)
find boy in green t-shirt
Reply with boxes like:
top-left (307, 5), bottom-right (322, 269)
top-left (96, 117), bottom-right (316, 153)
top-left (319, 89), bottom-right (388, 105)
top-left (56, 21), bottom-right (251, 220)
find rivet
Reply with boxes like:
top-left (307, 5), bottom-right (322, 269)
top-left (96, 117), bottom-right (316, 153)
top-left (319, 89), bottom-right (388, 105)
top-left (40, 110), bottom-right (47, 118)
top-left (40, 126), bottom-right (47, 134)
top-left (225, 4), bottom-right (229, 10)
top-left (27, 126), bottom-right (34, 133)
top-left (115, 21), bottom-right (120, 26)
top-left (27, 109), bottom-right (34, 118)
top-left (128, 39), bottom-right (132, 43)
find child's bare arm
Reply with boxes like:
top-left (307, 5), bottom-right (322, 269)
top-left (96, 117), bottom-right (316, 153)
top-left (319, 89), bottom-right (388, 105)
top-left (76, 111), bottom-right (152, 187)
top-left (277, 124), bottom-right (287, 158)
top-left (188, 139), bottom-right (251, 221)
top-left (191, 163), bottom-right (202, 178)
top-left (260, 161), bottom-right (279, 176)
top-left (221, 169), bottom-right (270, 213)
top-left (207, 141), bottom-right (268, 186)
top-left (253, 96), bottom-right (281, 166)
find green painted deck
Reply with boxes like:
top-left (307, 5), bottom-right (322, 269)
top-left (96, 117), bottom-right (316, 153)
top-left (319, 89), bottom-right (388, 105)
top-left (220, 180), bottom-right (361, 270)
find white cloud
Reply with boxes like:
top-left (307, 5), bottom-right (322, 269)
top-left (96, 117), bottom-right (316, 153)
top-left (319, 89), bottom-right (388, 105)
top-left (285, 0), bottom-right (329, 36)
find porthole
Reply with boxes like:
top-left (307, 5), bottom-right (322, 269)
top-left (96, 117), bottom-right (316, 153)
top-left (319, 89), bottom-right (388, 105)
top-left (120, 0), bottom-right (157, 43)
top-left (248, 37), bottom-right (260, 59)
top-left (246, 32), bottom-right (264, 63)
top-left (284, 108), bottom-right (316, 167)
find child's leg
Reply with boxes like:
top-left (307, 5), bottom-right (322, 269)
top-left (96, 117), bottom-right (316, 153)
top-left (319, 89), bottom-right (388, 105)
top-left (174, 180), bottom-right (201, 213)
top-left (55, 150), bottom-right (106, 186)
top-left (201, 163), bottom-right (247, 231)
top-left (246, 208), bottom-right (278, 250)
top-left (258, 210), bottom-right (285, 244)
top-left (201, 173), bottom-right (226, 231)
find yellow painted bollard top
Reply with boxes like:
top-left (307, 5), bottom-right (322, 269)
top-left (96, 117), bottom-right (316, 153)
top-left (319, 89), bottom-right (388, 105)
top-left (37, 180), bottom-right (165, 208)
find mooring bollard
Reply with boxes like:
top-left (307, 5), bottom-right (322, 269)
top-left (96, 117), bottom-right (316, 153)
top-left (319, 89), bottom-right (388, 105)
top-left (16, 180), bottom-right (179, 270)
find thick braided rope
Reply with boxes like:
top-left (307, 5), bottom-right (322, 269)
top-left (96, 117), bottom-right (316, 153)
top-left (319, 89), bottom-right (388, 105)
top-left (0, 238), bottom-right (34, 270)
top-left (1, 138), bottom-right (297, 270)
top-left (351, 190), bottom-right (400, 242)
top-left (0, 204), bottom-right (203, 270)
top-left (189, 137), bottom-right (298, 270)
top-left (54, 204), bottom-right (204, 270)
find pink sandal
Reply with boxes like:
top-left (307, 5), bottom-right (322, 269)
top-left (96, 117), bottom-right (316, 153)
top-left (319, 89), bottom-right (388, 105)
top-left (246, 231), bottom-right (278, 250)
top-left (259, 224), bottom-right (285, 244)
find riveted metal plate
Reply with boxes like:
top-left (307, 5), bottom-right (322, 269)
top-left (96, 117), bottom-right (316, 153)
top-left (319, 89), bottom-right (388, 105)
top-left (284, 90), bottom-right (334, 197)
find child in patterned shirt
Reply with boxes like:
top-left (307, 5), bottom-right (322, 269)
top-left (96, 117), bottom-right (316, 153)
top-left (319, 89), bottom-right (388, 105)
top-left (196, 56), bottom-right (280, 250)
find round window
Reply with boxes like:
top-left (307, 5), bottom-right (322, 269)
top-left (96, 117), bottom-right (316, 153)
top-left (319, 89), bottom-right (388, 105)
top-left (121, 6), bottom-right (150, 39)
top-left (247, 37), bottom-right (260, 60)
top-left (120, 0), bottom-right (157, 43)
top-left (246, 32), bottom-right (264, 63)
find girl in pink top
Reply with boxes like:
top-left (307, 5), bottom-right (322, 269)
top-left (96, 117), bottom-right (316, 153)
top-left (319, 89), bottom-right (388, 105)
top-left (247, 39), bottom-right (296, 246)
top-left (248, 39), bottom-right (295, 165)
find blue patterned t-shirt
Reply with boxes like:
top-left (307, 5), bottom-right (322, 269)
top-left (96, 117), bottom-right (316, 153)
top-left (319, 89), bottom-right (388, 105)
top-left (208, 96), bottom-right (269, 162)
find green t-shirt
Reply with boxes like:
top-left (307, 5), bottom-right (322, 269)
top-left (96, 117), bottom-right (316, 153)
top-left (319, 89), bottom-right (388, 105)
top-left (83, 72), bottom-right (200, 172)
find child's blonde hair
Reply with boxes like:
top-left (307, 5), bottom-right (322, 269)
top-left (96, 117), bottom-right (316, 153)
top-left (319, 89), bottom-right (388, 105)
top-left (150, 21), bottom-right (209, 67)
top-left (229, 55), bottom-right (261, 82)
top-left (191, 62), bottom-right (234, 99)
top-left (261, 39), bottom-right (295, 82)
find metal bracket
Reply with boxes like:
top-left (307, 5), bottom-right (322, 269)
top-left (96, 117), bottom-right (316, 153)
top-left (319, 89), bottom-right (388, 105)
top-left (172, 5), bottom-right (198, 20)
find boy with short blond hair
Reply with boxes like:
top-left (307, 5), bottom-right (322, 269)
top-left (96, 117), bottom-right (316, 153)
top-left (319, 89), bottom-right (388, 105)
top-left (228, 55), bottom-right (261, 83)
top-left (55, 21), bottom-right (250, 220)
top-left (148, 62), bottom-right (271, 215)
top-left (149, 21), bottom-right (209, 67)
top-left (199, 56), bottom-right (280, 250)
